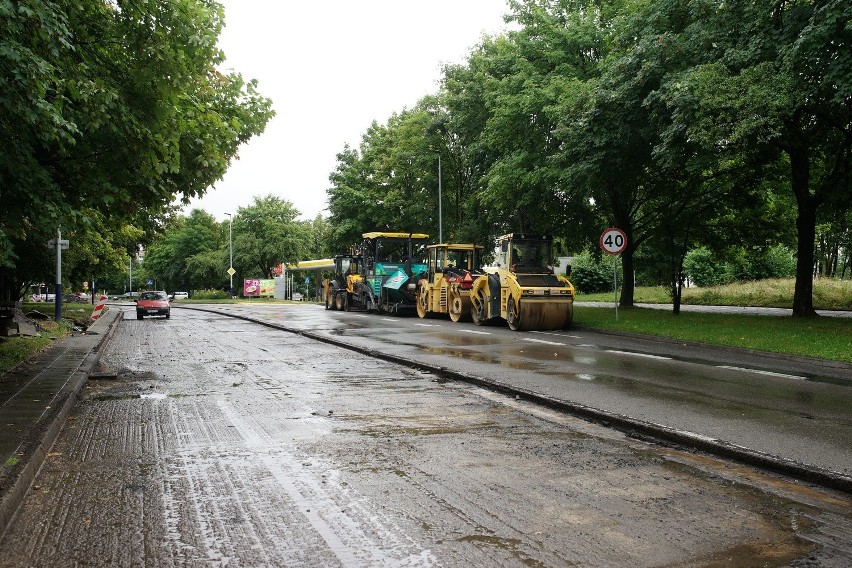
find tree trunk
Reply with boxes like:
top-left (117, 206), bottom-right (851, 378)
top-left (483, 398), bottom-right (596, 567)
top-left (619, 247), bottom-right (634, 308)
top-left (789, 145), bottom-right (819, 317)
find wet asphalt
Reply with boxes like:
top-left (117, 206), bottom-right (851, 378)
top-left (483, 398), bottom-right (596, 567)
top-left (204, 302), bottom-right (852, 485)
top-left (0, 305), bottom-right (850, 566)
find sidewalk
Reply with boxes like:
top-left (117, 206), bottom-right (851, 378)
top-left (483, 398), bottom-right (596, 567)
top-left (575, 301), bottom-right (852, 318)
top-left (0, 309), bottom-right (121, 534)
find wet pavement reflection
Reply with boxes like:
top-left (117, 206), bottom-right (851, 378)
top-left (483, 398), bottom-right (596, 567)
top-left (0, 306), bottom-right (848, 566)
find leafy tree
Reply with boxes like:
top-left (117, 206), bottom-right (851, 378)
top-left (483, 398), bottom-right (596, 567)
top-left (144, 210), bottom-right (223, 291)
top-left (0, 0), bottom-right (273, 300)
top-left (232, 196), bottom-right (308, 279)
top-left (659, 0), bottom-right (852, 315)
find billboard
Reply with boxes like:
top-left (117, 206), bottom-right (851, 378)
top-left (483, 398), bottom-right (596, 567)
top-left (243, 279), bottom-right (274, 297)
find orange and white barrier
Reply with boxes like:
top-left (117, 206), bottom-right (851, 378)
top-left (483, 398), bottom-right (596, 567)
top-left (91, 294), bottom-right (107, 319)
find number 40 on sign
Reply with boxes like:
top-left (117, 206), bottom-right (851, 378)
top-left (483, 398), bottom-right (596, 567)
top-left (599, 228), bottom-right (627, 320)
top-left (600, 228), bottom-right (627, 255)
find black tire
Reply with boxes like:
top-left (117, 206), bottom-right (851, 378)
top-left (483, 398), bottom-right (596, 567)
top-left (136, 313), bottom-right (143, 320)
top-left (507, 296), bottom-right (521, 331)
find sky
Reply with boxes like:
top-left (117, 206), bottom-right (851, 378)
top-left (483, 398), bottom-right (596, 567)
top-left (184, 0), bottom-right (512, 222)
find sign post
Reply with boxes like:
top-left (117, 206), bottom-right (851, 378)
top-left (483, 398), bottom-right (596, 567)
top-left (48, 227), bottom-right (70, 322)
top-left (600, 228), bottom-right (627, 320)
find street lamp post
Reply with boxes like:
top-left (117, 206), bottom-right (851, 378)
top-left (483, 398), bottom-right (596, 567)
top-left (225, 213), bottom-right (233, 298)
top-left (438, 155), bottom-right (443, 243)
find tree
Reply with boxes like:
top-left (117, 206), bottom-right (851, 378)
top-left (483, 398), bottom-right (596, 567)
top-left (233, 196), bottom-right (308, 279)
top-left (0, 0), bottom-right (273, 300)
top-left (662, 0), bottom-right (852, 315)
top-left (144, 210), bottom-right (223, 291)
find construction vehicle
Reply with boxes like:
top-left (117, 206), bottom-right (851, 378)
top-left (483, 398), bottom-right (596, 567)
top-left (416, 243), bottom-right (485, 321)
top-left (323, 254), bottom-right (364, 311)
top-left (338, 232), bottom-right (429, 314)
top-left (470, 233), bottom-right (575, 331)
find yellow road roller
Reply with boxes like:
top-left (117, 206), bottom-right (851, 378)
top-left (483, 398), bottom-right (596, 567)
top-left (470, 233), bottom-right (575, 331)
top-left (416, 243), bottom-right (485, 322)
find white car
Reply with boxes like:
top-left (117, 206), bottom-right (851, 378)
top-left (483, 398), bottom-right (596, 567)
top-left (171, 291), bottom-right (189, 300)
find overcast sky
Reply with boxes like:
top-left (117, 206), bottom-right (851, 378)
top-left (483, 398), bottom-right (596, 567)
top-left (184, 0), bottom-right (511, 222)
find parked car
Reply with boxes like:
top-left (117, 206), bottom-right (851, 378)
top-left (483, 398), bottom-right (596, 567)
top-left (171, 291), bottom-right (189, 300)
top-left (136, 291), bottom-right (170, 320)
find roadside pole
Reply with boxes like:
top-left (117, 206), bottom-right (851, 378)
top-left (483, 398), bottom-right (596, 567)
top-left (48, 227), bottom-right (69, 322)
top-left (600, 228), bottom-right (627, 321)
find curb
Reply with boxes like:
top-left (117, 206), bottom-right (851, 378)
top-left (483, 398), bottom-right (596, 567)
top-left (184, 305), bottom-right (852, 495)
top-left (0, 308), bottom-right (122, 535)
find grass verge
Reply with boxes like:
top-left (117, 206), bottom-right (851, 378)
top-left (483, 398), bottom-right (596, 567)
top-left (0, 319), bottom-right (70, 372)
top-left (575, 305), bottom-right (852, 363)
top-left (578, 278), bottom-right (852, 310)
top-left (0, 303), bottom-right (97, 373)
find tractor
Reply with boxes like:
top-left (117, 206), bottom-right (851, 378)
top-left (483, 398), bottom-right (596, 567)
top-left (416, 243), bottom-right (485, 321)
top-left (323, 254), bottom-right (364, 311)
top-left (470, 233), bottom-right (575, 331)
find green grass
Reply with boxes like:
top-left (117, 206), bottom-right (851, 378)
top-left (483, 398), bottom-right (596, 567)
top-left (0, 318), bottom-right (70, 372)
top-left (578, 278), bottom-right (852, 310)
top-left (575, 305), bottom-right (852, 362)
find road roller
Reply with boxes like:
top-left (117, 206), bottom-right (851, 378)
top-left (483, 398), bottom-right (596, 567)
top-left (416, 243), bottom-right (485, 321)
top-left (469, 233), bottom-right (575, 331)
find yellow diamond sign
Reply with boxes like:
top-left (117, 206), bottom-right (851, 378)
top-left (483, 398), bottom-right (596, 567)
top-left (227, 267), bottom-right (236, 276)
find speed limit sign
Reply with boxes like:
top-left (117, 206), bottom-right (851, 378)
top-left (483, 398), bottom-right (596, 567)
top-left (600, 228), bottom-right (627, 255)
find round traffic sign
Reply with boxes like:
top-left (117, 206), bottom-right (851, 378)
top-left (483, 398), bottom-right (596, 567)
top-left (600, 228), bottom-right (627, 255)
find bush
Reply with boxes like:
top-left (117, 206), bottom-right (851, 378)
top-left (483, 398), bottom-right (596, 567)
top-left (190, 289), bottom-right (229, 300)
top-left (684, 247), bottom-right (730, 287)
top-left (570, 252), bottom-right (617, 294)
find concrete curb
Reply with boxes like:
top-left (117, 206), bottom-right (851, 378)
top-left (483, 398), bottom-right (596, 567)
top-left (0, 308), bottom-right (122, 535)
top-left (185, 305), bottom-right (852, 495)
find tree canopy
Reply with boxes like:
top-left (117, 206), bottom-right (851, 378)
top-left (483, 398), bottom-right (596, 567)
top-left (0, 0), bottom-right (273, 299)
top-left (325, 0), bottom-right (851, 315)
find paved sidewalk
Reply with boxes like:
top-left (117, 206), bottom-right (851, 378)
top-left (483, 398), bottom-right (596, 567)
top-left (575, 301), bottom-right (852, 318)
top-left (0, 309), bottom-right (121, 534)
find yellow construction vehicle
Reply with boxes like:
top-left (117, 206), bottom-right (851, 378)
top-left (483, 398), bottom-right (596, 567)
top-left (416, 243), bottom-right (484, 321)
top-left (470, 233), bottom-right (575, 331)
top-left (324, 254), bottom-right (364, 310)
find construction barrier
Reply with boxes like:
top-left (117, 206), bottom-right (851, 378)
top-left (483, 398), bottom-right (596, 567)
top-left (91, 294), bottom-right (107, 320)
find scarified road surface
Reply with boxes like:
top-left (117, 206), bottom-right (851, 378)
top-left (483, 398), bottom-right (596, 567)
top-left (0, 308), bottom-right (849, 566)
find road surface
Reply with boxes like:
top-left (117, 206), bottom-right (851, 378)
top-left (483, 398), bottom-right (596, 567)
top-left (0, 306), bottom-right (849, 566)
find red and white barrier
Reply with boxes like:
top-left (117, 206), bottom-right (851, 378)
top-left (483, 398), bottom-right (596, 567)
top-left (91, 294), bottom-right (107, 320)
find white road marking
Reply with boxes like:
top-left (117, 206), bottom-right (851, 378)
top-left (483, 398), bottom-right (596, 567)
top-left (217, 400), bottom-right (436, 566)
top-left (529, 331), bottom-right (581, 339)
top-left (717, 366), bottom-right (807, 380)
top-left (414, 323), bottom-right (441, 327)
top-left (457, 329), bottom-right (491, 335)
top-left (605, 350), bottom-right (672, 360)
top-left (522, 338), bottom-right (566, 346)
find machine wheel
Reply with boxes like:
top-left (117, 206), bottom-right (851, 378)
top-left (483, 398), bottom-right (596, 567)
top-left (448, 289), bottom-right (468, 322)
top-left (471, 289), bottom-right (487, 326)
top-left (335, 292), bottom-right (346, 311)
top-left (507, 296), bottom-right (522, 331)
top-left (416, 287), bottom-right (429, 319)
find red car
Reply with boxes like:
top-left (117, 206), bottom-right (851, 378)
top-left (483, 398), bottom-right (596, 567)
top-left (135, 291), bottom-right (171, 320)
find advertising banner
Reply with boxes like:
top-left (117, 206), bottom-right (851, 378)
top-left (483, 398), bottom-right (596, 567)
top-left (259, 279), bottom-right (275, 297)
top-left (243, 278), bottom-right (260, 297)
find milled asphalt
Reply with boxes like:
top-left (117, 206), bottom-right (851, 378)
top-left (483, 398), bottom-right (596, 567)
top-left (0, 309), bottom-right (120, 535)
top-left (0, 302), bottom-right (849, 539)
